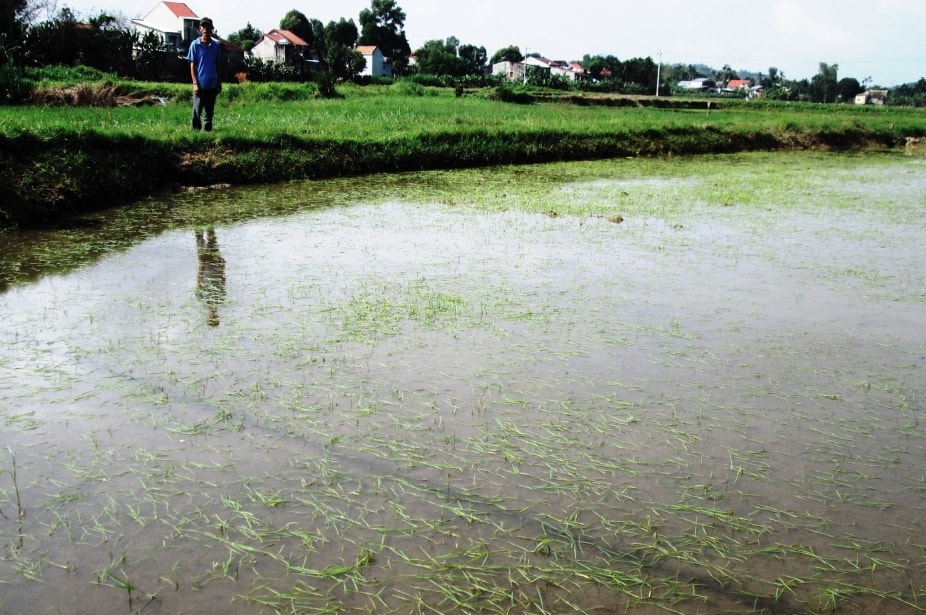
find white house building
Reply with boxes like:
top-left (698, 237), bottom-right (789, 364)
top-left (357, 46), bottom-right (392, 77)
top-left (130, 1), bottom-right (201, 52)
top-left (493, 56), bottom-right (587, 82)
top-left (492, 61), bottom-right (526, 81)
top-left (677, 77), bottom-right (717, 92)
top-left (250, 29), bottom-right (316, 73)
top-left (854, 89), bottom-right (889, 105)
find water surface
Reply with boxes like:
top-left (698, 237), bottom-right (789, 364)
top-left (1, 151), bottom-right (924, 613)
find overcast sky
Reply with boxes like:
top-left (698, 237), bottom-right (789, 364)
top-left (53, 0), bottom-right (925, 86)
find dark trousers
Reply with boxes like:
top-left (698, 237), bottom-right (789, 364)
top-left (192, 89), bottom-right (219, 130)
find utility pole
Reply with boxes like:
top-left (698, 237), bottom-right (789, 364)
top-left (655, 50), bottom-right (662, 96)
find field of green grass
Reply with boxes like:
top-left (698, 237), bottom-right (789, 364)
top-left (2, 76), bottom-right (926, 228)
top-left (5, 80), bottom-right (925, 141)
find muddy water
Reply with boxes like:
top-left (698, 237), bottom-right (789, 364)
top-left (1, 152), bottom-right (924, 614)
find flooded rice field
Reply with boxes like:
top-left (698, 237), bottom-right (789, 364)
top-left (1, 151), bottom-right (925, 614)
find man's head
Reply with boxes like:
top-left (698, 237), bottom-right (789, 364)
top-left (199, 17), bottom-right (214, 32)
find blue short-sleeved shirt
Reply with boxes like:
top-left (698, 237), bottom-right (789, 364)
top-left (187, 38), bottom-right (223, 89)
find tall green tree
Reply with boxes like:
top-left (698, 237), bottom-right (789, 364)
top-left (227, 22), bottom-right (262, 52)
top-left (836, 77), bottom-right (863, 103)
top-left (490, 45), bottom-right (522, 64)
top-left (890, 77), bottom-right (926, 106)
top-left (714, 64), bottom-right (739, 84)
top-left (458, 43), bottom-right (486, 75)
top-left (413, 38), bottom-right (465, 76)
top-left (309, 19), bottom-right (325, 54)
top-left (811, 62), bottom-right (838, 103)
top-left (133, 29), bottom-right (173, 80)
top-left (324, 18), bottom-right (362, 79)
top-left (358, 0), bottom-right (410, 74)
top-left (0, 0), bottom-right (29, 44)
top-left (760, 66), bottom-right (782, 88)
top-left (0, 33), bottom-right (28, 101)
top-left (280, 9), bottom-right (314, 47)
top-left (582, 54), bottom-right (621, 81)
top-left (22, 8), bottom-right (133, 74)
top-left (413, 37), bottom-right (485, 77)
top-left (81, 12), bottom-right (133, 74)
top-left (619, 56), bottom-right (657, 90)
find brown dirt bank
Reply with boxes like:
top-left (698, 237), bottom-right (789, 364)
top-left (0, 126), bottom-right (908, 229)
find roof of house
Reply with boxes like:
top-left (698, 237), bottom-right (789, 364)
top-left (523, 56), bottom-right (578, 71)
top-left (523, 56), bottom-right (552, 66)
top-left (162, 2), bottom-right (197, 19)
top-left (263, 29), bottom-right (310, 47)
top-left (727, 79), bottom-right (751, 89)
top-left (356, 46), bottom-right (379, 54)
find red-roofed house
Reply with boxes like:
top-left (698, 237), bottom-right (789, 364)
top-left (131, 2), bottom-right (202, 52)
top-left (356, 46), bottom-right (392, 77)
top-left (251, 29), bottom-right (318, 74)
top-left (726, 79), bottom-right (752, 90)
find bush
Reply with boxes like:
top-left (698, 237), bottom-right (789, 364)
top-left (25, 64), bottom-right (116, 85)
top-left (492, 84), bottom-right (533, 104)
top-left (390, 80), bottom-right (432, 97)
top-left (0, 48), bottom-right (30, 103)
top-left (314, 72), bottom-right (341, 99)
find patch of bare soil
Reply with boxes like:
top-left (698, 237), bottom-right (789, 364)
top-left (906, 137), bottom-right (926, 154)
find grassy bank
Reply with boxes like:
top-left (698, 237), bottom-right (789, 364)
top-left (2, 79), bottom-right (925, 228)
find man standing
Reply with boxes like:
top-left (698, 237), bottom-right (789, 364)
top-left (187, 17), bottom-right (223, 131)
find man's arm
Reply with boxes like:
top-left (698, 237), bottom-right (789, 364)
top-left (190, 61), bottom-right (199, 93)
top-left (215, 49), bottom-right (223, 93)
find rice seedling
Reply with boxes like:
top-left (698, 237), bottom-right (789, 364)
top-left (0, 151), bottom-right (924, 612)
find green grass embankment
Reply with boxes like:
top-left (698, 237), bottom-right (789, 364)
top-left (2, 80), bottom-right (924, 228)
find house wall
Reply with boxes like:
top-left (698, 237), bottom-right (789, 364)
top-left (149, 5), bottom-right (197, 39)
top-left (360, 49), bottom-right (390, 77)
top-left (855, 90), bottom-right (888, 105)
top-left (492, 61), bottom-right (525, 81)
top-left (251, 35), bottom-right (316, 74)
top-left (145, 3), bottom-right (179, 28)
top-left (181, 19), bottom-right (199, 43)
top-left (132, 3), bottom-right (199, 50)
top-left (551, 66), bottom-right (580, 81)
top-left (250, 38), bottom-right (279, 63)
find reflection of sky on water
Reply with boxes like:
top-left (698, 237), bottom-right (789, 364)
top-left (3, 190), bottom-right (923, 396)
top-left (0, 155), bottom-right (924, 614)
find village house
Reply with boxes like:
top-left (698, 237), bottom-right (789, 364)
top-left (250, 29), bottom-right (317, 74)
top-left (523, 56), bottom-right (588, 81)
top-left (491, 60), bottom-right (526, 81)
top-left (130, 1), bottom-right (201, 52)
top-left (723, 78), bottom-right (764, 99)
top-left (854, 89), bottom-right (889, 105)
top-left (492, 56), bottom-right (587, 82)
top-left (726, 78), bottom-right (751, 91)
top-left (131, 0), bottom-right (243, 69)
top-left (356, 46), bottom-right (392, 77)
top-left (677, 77), bottom-right (717, 92)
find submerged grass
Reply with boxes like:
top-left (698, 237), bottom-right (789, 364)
top-left (0, 151), bottom-right (925, 613)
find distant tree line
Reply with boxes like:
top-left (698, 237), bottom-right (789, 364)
top-left (664, 61), bottom-right (920, 105)
top-left (1, 0), bottom-right (923, 105)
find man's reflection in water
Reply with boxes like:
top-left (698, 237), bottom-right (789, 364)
top-left (195, 227), bottom-right (226, 327)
